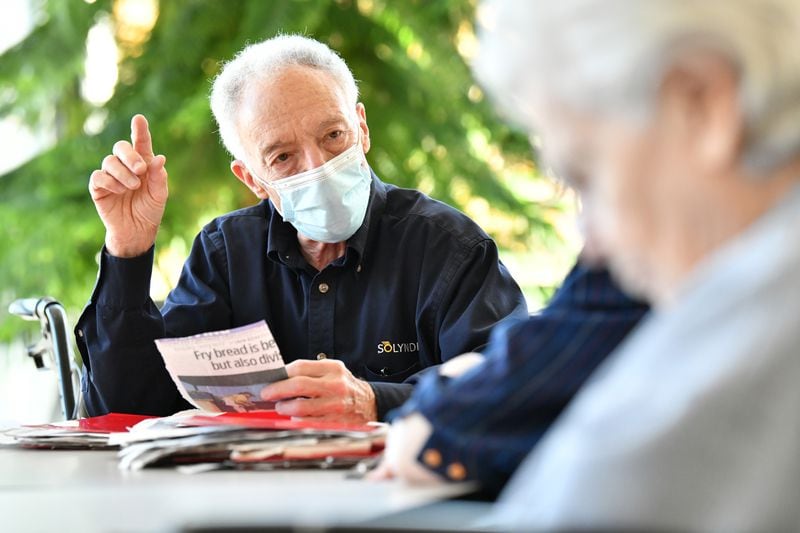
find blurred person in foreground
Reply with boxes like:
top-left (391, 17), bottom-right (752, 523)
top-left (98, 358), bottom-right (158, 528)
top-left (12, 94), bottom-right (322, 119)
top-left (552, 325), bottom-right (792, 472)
top-left (76, 35), bottom-right (530, 423)
top-left (371, 259), bottom-right (648, 496)
top-left (379, 0), bottom-right (800, 530)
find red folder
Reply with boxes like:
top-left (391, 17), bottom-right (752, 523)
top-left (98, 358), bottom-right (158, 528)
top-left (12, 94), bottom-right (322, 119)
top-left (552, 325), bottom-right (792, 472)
top-left (77, 413), bottom-right (155, 433)
top-left (180, 410), bottom-right (380, 433)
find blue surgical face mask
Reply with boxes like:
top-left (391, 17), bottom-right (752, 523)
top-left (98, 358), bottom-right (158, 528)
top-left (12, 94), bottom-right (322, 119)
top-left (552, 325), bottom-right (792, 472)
top-left (251, 136), bottom-right (372, 243)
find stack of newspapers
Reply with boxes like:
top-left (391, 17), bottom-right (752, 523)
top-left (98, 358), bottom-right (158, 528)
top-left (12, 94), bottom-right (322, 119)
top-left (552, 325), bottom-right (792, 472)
top-left (4, 321), bottom-right (385, 470)
top-left (111, 410), bottom-right (387, 471)
top-left (1, 413), bottom-right (153, 449)
top-left (3, 410), bottom-right (386, 472)
top-left (114, 321), bottom-right (386, 470)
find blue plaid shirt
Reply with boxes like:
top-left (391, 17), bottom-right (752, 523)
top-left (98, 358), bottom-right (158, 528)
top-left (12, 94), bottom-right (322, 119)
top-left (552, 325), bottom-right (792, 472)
top-left (75, 173), bottom-right (528, 419)
top-left (390, 263), bottom-right (648, 494)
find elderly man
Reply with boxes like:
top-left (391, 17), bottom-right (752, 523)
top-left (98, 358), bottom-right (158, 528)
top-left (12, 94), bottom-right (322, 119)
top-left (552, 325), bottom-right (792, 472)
top-left (383, 0), bottom-right (800, 530)
top-left (75, 35), bottom-right (528, 423)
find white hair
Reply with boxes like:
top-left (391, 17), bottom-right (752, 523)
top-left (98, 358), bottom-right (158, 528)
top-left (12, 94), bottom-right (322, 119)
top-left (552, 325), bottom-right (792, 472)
top-left (474, 0), bottom-right (800, 173)
top-left (210, 34), bottom-right (359, 161)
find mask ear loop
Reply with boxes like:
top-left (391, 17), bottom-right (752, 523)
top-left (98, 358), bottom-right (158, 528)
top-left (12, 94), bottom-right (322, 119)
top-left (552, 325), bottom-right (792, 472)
top-left (352, 117), bottom-right (370, 173)
top-left (246, 166), bottom-right (285, 216)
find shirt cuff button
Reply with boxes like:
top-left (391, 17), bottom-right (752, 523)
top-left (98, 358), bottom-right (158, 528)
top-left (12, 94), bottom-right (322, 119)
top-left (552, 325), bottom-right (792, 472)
top-left (446, 462), bottom-right (467, 481)
top-left (422, 448), bottom-right (442, 468)
top-left (316, 353), bottom-right (327, 360)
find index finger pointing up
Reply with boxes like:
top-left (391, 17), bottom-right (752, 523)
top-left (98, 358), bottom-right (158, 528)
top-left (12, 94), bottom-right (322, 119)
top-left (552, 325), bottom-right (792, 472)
top-left (131, 114), bottom-right (154, 161)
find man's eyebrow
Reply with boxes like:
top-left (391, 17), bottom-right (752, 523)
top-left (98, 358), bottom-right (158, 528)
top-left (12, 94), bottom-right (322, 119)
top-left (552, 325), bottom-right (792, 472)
top-left (259, 139), bottom-right (288, 159)
top-left (317, 116), bottom-right (350, 132)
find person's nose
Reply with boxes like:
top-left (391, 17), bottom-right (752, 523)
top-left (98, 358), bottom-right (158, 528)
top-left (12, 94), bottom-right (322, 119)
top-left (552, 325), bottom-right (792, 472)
top-left (298, 145), bottom-right (328, 173)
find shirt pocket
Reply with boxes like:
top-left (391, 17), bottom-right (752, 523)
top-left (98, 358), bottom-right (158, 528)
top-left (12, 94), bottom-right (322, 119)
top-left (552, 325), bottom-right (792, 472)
top-left (363, 360), bottom-right (422, 383)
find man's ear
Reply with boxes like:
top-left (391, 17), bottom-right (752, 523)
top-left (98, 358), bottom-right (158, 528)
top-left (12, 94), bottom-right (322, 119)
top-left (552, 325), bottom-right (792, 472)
top-left (356, 102), bottom-right (371, 154)
top-left (231, 160), bottom-right (270, 200)
top-left (657, 50), bottom-right (743, 175)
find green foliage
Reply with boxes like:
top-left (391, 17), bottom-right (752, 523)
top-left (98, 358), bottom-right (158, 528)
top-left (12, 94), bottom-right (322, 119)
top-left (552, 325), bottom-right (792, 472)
top-left (0, 0), bottom-right (559, 341)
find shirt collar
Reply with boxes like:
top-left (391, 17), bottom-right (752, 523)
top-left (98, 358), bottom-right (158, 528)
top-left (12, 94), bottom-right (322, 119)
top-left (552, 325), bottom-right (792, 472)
top-left (265, 169), bottom-right (387, 269)
top-left (347, 170), bottom-right (386, 266)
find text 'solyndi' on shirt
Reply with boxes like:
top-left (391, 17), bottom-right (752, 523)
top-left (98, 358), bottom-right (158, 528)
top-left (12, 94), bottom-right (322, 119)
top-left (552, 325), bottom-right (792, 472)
top-left (76, 171), bottom-right (528, 419)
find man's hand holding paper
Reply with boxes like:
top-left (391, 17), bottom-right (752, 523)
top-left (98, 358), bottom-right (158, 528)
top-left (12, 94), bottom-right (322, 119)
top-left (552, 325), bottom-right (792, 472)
top-left (154, 320), bottom-right (377, 424)
top-left (260, 359), bottom-right (378, 424)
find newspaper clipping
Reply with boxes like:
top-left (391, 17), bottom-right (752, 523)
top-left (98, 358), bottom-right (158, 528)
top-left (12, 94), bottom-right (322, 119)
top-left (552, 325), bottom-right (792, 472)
top-left (154, 321), bottom-right (287, 413)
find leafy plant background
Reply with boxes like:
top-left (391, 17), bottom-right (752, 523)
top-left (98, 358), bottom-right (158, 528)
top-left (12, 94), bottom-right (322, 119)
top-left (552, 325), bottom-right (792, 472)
top-left (0, 0), bottom-right (580, 342)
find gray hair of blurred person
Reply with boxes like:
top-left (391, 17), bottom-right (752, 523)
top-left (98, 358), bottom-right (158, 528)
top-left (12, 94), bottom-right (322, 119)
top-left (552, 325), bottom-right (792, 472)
top-left (210, 34), bottom-right (360, 162)
top-left (473, 0), bottom-right (800, 175)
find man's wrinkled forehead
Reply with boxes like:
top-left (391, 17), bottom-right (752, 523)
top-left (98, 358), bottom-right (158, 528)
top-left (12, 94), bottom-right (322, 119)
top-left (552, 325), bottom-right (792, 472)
top-left (236, 67), bottom-right (354, 141)
top-left (245, 66), bottom-right (349, 113)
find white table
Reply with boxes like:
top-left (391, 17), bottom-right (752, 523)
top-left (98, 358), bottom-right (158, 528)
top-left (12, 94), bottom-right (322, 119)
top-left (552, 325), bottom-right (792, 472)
top-left (0, 446), bottom-right (481, 532)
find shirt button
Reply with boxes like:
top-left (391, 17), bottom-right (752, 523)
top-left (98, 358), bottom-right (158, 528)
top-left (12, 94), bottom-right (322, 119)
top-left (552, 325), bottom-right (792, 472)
top-left (318, 282), bottom-right (329, 294)
top-left (422, 449), bottom-right (442, 468)
top-left (316, 352), bottom-right (327, 360)
top-left (356, 264), bottom-right (362, 273)
top-left (446, 462), bottom-right (467, 481)
top-left (76, 329), bottom-right (84, 338)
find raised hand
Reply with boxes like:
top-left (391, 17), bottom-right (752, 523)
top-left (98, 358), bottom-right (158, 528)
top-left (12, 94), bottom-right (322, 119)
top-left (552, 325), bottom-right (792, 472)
top-left (88, 114), bottom-right (169, 257)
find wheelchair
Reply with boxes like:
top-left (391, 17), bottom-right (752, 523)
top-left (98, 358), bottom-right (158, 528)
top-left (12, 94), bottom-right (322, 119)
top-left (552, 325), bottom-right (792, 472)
top-left (8, 297), bottom-right (81, 420)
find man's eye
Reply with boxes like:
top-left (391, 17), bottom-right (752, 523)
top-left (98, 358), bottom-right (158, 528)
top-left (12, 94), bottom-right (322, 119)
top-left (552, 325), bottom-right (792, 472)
top-left (274, 153), bottom-right (289, 163)
top-left (328, 130), bottom-right (343, 139)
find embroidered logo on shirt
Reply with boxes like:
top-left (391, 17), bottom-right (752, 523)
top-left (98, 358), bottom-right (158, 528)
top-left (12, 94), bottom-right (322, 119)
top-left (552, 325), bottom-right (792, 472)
top-left (377, 340), bottom-right (419, 355)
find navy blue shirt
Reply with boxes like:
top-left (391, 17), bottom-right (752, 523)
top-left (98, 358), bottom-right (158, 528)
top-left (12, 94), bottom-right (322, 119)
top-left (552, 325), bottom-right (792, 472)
top-left (75, 172), bottom-right (528, 419)
top-left (391, 262), bottom-right (649, 495)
